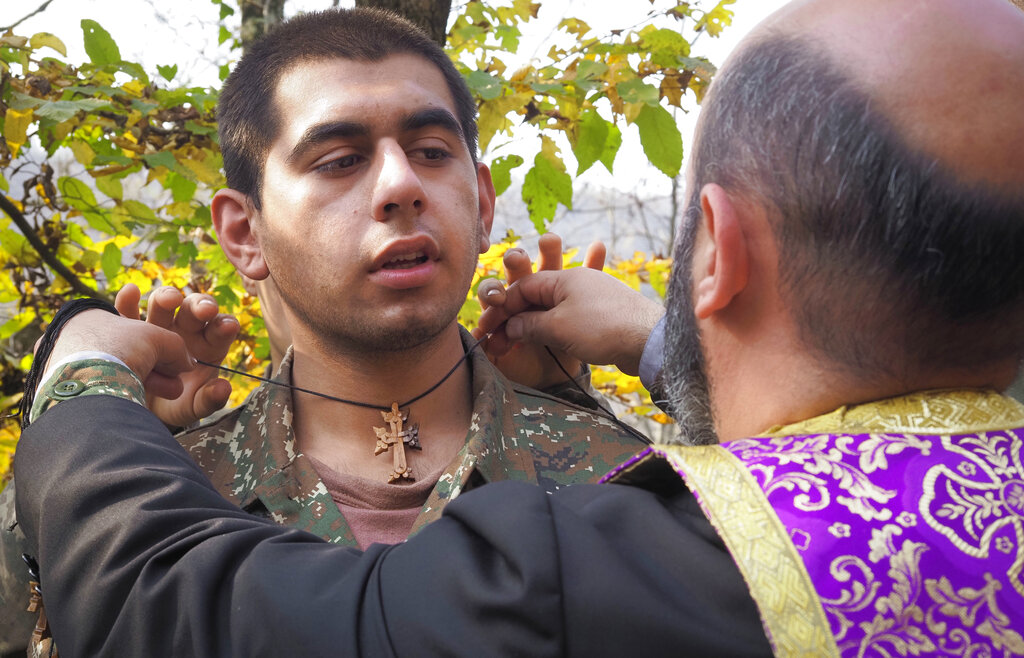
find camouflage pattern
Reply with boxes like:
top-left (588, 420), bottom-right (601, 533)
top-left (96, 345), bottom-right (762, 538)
top-left (0, 331), bottom-right (647, 653)
top-left (29, 358), bottom-right (146, 422)
top-left (177, 329), bottom-right (647, 544)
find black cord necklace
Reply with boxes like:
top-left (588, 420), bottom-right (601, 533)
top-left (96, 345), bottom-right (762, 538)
top-left (196, 332), bottom-right (490, 412)
top-left (195, 332), bottom-right (491, 484)
top-left (198, 335), bottom-right (651, 482)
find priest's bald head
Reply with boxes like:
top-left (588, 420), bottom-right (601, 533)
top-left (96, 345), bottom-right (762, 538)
top-left (663, 0), bottom-right (1024, 444)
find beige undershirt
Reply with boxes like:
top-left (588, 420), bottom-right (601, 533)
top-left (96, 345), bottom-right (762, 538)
top-left (307, 455), bottom-right (447, 549)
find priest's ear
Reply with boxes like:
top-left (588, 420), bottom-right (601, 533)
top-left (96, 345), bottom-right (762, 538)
top-left (692, 183), bottom-right (750, 320)
top-left (212, 188), bottom-right (270, 280)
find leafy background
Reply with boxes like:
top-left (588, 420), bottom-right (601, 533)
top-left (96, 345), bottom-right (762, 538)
top-left (0, 0), bottom-right (739, 484)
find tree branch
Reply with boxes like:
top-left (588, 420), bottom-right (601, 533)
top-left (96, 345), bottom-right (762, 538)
top-left (0, 0), bottom-right (57, 33)
top-left (0, 195), bottom-right (111, 302)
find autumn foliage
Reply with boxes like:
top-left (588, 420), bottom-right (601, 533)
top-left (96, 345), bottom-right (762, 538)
top-left (0, 0), bottom-right (735, 483)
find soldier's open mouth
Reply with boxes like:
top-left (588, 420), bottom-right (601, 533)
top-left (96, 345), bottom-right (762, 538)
top-left (382, 251), bottom-right (428, 269)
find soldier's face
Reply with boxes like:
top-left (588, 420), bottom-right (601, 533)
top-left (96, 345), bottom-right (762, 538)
top-left (251, 54), bottom-right (495, 353)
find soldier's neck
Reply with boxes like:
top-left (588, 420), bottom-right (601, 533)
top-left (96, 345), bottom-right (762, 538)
top-left (288, 324), bottom-right (474, 481)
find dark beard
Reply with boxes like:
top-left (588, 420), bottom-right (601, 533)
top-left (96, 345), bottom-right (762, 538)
top-left (661, 203), bottom-right (718, 446)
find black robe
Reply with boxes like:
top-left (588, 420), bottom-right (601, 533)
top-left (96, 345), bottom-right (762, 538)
top-left (14, 396), bottom-right (770, 657)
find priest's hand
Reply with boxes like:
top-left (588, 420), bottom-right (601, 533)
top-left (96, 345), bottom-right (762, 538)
top-left (39, 306), bottom-right (196, 401)
top-left (472, 233), bottom-right (605, 390)
top-left (115, 284), bottom-right (238, 428)
top-left (476, 264), bottom-right (664, 377)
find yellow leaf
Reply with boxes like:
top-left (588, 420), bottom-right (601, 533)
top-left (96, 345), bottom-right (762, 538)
top-left (539, 135), bottom-right (564, 170)
top-left (4, 108), bottom-right (34, 156)
top-left (558, 17), bottom-right (591, 37)
top-left (478, 241), bottom-right (514, 270)
top-left (477, 91), bottom-right (532, 152)
top-left (29, 32), bottom-right (67, 56)
top-left (122, 79), bottom-right (146, 97)
top-left (54, 119), bottom-right (76, 142)
top-left (181, 157), bottom-right (224, 186)
top-left (660, 74), bottom-right (685, 107)
top-left (623, 102), bottom-right (645, 124)
top-left (70, 139), bottom-right (96, 166)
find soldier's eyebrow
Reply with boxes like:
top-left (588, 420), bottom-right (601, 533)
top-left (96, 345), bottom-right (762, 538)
top-left (286, 121), bottom-right (369, 165)
top-left (400, 108), bottom-right (464, 141)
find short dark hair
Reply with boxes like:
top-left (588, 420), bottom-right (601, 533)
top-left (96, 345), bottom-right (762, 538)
top-left (217, 7), bottom-right (478, 208)
top-left (690, 35), bottom-right (1024, 376)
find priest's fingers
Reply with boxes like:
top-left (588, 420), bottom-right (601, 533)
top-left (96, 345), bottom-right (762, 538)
top-left (114, 284), bottom-right (142, 320)
top-left (48, 309), bottom-right (195, 382)
top-left (145, 287), bottom-right (185, 329)
top-left (192, 378), bottom-right (233, 418)
top-left (502, 247), bottom-right (533, 285)
top-left (477, 278), bottom-right (507, 311)
top-left (536, 233), bottom-right (564, 272)
top-left (582, 241), bottom-right (606, 271)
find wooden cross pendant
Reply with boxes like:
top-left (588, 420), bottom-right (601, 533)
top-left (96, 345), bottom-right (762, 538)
top-left (373, 402), bottom-right (420, 483)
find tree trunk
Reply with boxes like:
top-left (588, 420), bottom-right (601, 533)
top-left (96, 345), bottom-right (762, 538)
top-left (354, 0), bottom-right (452, 46)
top-left (240, 0), bottom-right (287, 53)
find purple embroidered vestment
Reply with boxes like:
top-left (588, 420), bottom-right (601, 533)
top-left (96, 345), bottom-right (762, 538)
top-left (606, 390), bottom-right (1024, 656)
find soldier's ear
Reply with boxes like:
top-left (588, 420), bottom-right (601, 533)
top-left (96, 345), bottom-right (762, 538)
top-left (475, 162), bottom-right (496, 254)
top-left (212, 189), bottom-right (270, 280)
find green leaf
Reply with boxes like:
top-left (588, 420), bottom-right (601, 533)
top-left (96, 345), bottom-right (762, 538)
top-left (218, 0), bottom-right (235, 19)
top-left (184, 120), bottom-right (217, 136)
top-left (117, 61), bottom-right (149, 84)
top-left (617, 78), bottom-right (660, 106)
top-left (6, 92), bottom-right (40, 111)
top-left (494, 25), bottom-right (520, 52)
top-left (58, 176), bottom-right (99, 211)
top-left (167, 173), bottom-right (198, 203)
top-left (573, 111), bottom-right (610, 175)
top-left (639, 27), bottom-right (690, 60)
top-left (466, 70), bottom-right (504, 101)
top-left (521, 154), bottom-right (573, 232)
top-left (81, 19), bottom-right (121, 66)
top-left (0, 171), bottom-right (8, 193)
top-left (219, 63), bottom-right (231, 82)
top-left (218, 25), bottom-right (231, 45)
top-left (599, 122), bottom-right (622, 173)
top-left (635, 104), bottom-right (682, 178)
top-left (490, 154), bottom-right (524, 196)
top-left (529, 81), bottom-right (563, 94)
top-left (83, 207), bottom-right (120, 235)
top-left (101, 243), bottom-right (122, 281)
top-left (143, 151), bottom-right (178, 171)
top-left (121, 200), bottom-right (158, 224)
top-left (574, 60), bottom-right (608, 90)
top-left (95, 175), bottom-right (123, 200)
top-left (33, 98), bottom-right (112, 122)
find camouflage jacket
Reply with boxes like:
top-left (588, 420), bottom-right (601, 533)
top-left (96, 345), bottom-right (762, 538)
top-left (1, 332), bottom-right (647, 652)
top-left (171, 331), bottom-right (646, 544)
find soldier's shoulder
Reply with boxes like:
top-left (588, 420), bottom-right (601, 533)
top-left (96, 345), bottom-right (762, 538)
top-left (508, 384), bottom-right (634, 432)
top-left (175, 401), bottom-right (249, 451)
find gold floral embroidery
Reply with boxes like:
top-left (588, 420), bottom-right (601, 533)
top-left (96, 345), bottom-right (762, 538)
top-left (823, 526), bottom-right (1024, 657)
top-left (731, 433), bottom-right (930, 522)
top-left (626, 391), bottom-right (1024, 655)
top-left (920, 431), bottom-right (1024, 596)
